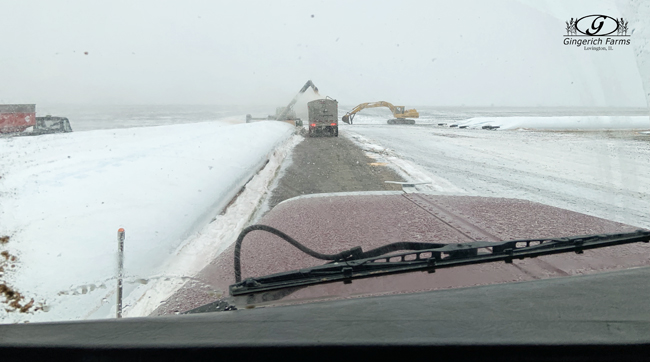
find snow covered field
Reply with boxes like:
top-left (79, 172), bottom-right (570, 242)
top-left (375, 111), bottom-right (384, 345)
top-left (453, 116), bottom-right (650, 130)
top-left (345, 121), bottom-right (650, 231)
top-left (0, 120), bottom-right (293, 323)
top-left (342, 106), bottom-right (650, 128)
top-left (32, 104), bottom-right (268, 132)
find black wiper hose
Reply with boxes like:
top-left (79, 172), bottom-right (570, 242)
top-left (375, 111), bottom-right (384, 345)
top-left (231, 228), bottom-right (650, 296)
top-left (234, 224), bottom-right (446, 282)
top-left (234, 225), bottom-right (360, 283)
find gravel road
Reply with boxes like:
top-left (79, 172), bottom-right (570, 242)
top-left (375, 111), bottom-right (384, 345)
top-left (263, 132), bottom-right (404, 211)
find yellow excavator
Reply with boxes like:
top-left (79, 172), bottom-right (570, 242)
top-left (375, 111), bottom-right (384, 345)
top-left (341, 101), bottom-right (419, 125)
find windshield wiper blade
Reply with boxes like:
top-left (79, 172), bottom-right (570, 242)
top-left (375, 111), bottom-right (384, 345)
top-left (230, 230), bottom-right (650, 296)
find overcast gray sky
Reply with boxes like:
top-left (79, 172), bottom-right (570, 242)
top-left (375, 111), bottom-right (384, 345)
top-left (0, 0), bottom-right (647, 107)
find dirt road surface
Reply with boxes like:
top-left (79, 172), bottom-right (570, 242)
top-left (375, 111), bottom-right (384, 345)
top-left (265, 133), bottom-right (403, 210)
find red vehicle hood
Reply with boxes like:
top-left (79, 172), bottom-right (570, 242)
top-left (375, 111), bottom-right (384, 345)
top-left (159, 192), bottom-right (650, 313)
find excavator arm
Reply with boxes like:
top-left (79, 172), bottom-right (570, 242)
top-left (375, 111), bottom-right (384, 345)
top-left (276, 80), bottom-right (319, 122)
top-left (342, 101), bottom-right (418, 124)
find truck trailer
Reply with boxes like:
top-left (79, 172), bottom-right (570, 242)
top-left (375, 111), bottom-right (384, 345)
top-left (307, 98), bottom-right (338, 137)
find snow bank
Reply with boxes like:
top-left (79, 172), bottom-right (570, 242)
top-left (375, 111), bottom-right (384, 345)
top-left (0, 120), bottom-right (293, 323)
top-left (456, 116), bottom-right (650, 130)
top-left (122, 135), bottom-right (303, 318)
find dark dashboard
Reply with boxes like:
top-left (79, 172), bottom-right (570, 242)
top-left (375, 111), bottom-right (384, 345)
top-left (1, 266), bottom-right (649, 361)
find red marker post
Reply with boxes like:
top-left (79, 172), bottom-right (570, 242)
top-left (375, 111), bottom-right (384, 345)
top-left (117, 228), bottom-right (125, 318)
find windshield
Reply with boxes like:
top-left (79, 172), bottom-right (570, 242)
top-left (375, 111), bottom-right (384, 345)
top-left (0, 0), bottom-right (648, 326)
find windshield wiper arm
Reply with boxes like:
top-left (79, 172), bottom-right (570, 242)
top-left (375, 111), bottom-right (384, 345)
top-left (230, 230), bottom-right (650, 296)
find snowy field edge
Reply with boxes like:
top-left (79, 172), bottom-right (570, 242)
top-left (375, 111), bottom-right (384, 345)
top-left (0, 120), bottom-right (294, 323)
top-left (457, 115), bottom-right (650, 130)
